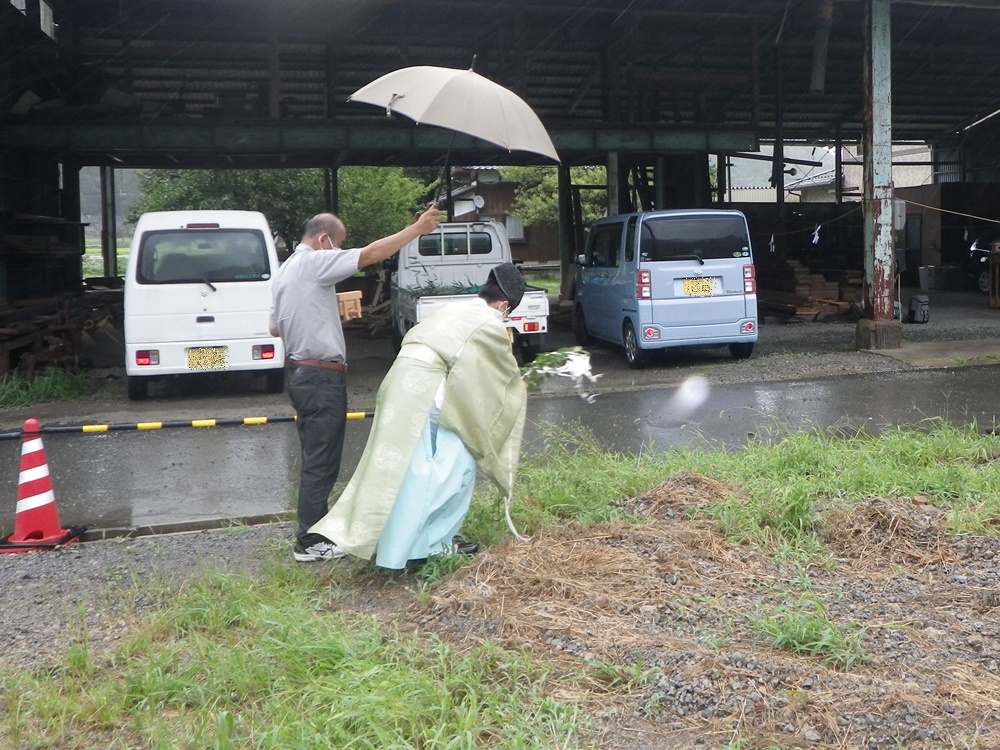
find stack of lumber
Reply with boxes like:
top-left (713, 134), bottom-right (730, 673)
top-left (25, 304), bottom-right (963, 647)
top-left (758, 261), bottom-right (854, 319)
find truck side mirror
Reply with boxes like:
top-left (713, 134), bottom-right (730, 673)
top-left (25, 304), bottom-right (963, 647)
top-left (576, 254), bottom-right (587, 266)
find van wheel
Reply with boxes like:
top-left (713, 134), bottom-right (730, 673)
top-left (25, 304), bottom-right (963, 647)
top-left (978, 268), bottom-right (991, 295)
top-left (729, 342), bottom-right (755, 359)
top-left (265, 368), bottom-right (285, 393)
top-left (573, 306), bottom-right (591, 346)
top-left (127, 376), bottom-right (148, 401)
top-left (623, 322), bottom-right (648, 369)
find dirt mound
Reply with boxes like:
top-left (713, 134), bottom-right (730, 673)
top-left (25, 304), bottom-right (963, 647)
top-left (421, 479), bottom-right (1000, 749)
top-left (820, 497), bottom-right (960, 565)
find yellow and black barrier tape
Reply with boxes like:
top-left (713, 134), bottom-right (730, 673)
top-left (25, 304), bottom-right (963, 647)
top-left (0, 411), bottom-right (374, 441)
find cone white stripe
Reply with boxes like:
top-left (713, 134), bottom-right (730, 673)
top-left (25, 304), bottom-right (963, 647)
top-left (18, 464), bottom-right (49, 483)
top-left (21, 437), bottom-right (43, 455)
top-left (16, 489), bottom-right (55, 513)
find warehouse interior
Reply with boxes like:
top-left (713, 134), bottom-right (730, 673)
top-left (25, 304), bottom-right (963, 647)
top-left (2, 0), bottom-right (1000, 366)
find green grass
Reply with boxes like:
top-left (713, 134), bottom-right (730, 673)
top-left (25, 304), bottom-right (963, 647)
top-left (4, 418), bottom-right (1000, 746)
top-left (1, 563), bottom-right (581, 749)
top-left (466, 417), bottom-right (1000, 556)
top-left (0, 367), bottom-right (105, 407)
top-left (526, 276), bottom-right (561, 295)
top-left (751, 593), bottom-right (865, 669)
top-left (82, 251), bottom-right (128, 277)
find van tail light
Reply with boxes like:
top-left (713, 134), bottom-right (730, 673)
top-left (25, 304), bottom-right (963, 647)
top-left (743, 265), bottom-right (756, 294)
top-left (184, 223), bottom-right (220, 229)
top-left (637, 270), bottom-right (651, 300)
top-left (253, 344), bottom-right (276, 360)
top-left (136, 350), bottom-right (159, 366)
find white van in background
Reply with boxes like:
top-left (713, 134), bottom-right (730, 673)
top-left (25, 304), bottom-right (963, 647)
top-left (574, 209), bottom-right (757, 368)
top-left (123, 210), bottom-right (284, 400)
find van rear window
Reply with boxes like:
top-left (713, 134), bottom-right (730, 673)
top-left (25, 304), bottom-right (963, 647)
top-left (137, 229), bottom-right (271, 284)
top-left (639, 216), bottom-right (750, 261)
top-left (418, 232), bottom-right (493, 257)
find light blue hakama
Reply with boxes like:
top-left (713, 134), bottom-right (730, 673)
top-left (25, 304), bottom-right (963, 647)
top-left (374, 418), bottom-right (476, 570)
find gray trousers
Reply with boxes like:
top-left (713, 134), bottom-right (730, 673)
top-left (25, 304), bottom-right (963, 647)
top-left (286, 365), bottom-right (347, 545)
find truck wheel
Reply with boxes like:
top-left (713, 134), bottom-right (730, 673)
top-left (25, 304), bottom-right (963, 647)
top-left (127, 376), bottom-right (149, 401)
top-left (623, 322), bottom-right (648, 369)
top-left (519, 336), bottom-right (543, 364)
top-left (265, 368), bottom-right (285, 393)
top-left (729, 342), bottom-right (755, 359)
top-left (574, 306), bottom-right (591, 346)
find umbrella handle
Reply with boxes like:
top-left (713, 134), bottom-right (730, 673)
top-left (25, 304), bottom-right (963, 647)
top-left (432, 131), bottom-right (457, 220)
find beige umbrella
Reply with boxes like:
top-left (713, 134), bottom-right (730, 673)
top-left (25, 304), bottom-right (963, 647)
top-left (349, 64), bottom-right (559, 163)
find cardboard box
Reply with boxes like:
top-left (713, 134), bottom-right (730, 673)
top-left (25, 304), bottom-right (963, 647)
top-left (337, 290), bottom-right (363, 321)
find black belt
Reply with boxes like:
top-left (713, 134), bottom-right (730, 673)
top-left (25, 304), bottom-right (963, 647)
top-left (290, 359), bottom-right (346, 372)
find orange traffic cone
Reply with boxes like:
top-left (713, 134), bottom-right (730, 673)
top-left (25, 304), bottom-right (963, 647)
top-left (0, 419), bottom-right (85, 554)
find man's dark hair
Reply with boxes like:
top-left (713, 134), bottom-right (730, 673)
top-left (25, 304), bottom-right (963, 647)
top-left (478, 276), bottom-right (507, 305)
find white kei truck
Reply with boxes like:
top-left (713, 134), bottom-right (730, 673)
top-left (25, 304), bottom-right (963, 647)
top-left (389, 220), bottom-right (549, 361)
top-left (123, 210), bottom-right (285, 400)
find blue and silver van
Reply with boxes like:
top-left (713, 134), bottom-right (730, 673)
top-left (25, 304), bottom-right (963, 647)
top-left (574, 209), bottom-right (757, 368)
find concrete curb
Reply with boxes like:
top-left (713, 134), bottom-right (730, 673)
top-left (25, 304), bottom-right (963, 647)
top-left (78, 511), bottom-right (295, 542)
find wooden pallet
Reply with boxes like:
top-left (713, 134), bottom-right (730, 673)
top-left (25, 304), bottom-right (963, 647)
top-left (759, 261), bottom-right (853, 318)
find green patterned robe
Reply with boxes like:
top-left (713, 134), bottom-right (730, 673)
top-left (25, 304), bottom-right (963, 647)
top-left (310, 298), bottom-right (526, 560)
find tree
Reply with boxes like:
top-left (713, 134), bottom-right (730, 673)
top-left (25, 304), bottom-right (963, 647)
top-left (499, 166), bottom-right (608, 228)
top-left (127, 167), bottom-right (428, 252)
top-left (336, 167), bottom-right (430, 250)
top-left (501, 163), bottom-right (719, 223)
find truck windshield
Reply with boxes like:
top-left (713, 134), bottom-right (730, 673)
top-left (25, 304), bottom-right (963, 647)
top-left (419, 231), bottom-right (493, 257)
top-left (639, 216), bottom-right (750, 261)
top-left (137, 229), bottom-right (271, 284)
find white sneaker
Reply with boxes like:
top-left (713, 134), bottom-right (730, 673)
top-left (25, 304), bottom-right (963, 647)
top-left (294, 540), bottom-right (346, 563)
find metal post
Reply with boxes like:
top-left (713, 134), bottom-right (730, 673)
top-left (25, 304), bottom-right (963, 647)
top-left (99, 166), bottom-right (118, 278)
top-left (607, 151), bottom-right (620, 216)
top-left (834, 127), bottom-right (843, 205)
top-left (655, 155), bottom-right (667, 209)
top-left (856, 0), bottom-right (901, 350)
top-left (714, 154), bottom-right (726, 207)
top-left (329, 166), bottom-right (339, 214)
top-left (772, 48), bottom-right (785, 219)
top-left (557, 165), bottom-right (574, 302)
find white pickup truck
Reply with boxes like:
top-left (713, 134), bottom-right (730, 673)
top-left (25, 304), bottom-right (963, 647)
top-left (390, 220), bottom-right (549, 361)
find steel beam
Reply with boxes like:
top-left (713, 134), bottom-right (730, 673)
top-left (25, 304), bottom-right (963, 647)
top-left (0, 123), bottom-right (757, 167)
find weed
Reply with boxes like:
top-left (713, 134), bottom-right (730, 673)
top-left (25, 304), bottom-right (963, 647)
top-left (751, 593), bottom-right (865, 669)
top-left (587, 658), bottom-right (653, 691)
top-left (0, 368), bottom-right (104, 407)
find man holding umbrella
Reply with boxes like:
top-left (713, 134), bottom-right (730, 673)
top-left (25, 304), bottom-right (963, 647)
top-left (270, 206), bottom-right (441, 563)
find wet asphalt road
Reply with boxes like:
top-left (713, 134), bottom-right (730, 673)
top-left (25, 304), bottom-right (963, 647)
top-left (2, 296), bottom-right (1000, 534)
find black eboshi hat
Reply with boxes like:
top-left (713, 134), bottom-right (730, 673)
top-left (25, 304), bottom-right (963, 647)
top-left (487, 262), bottom-right (526, 311)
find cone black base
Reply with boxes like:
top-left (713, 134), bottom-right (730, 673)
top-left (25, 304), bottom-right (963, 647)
top-left (0, 526), bottom-right (86, 555)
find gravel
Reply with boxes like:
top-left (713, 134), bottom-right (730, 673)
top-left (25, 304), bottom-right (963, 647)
top-left (2, 286), bottom-right (1000, 748)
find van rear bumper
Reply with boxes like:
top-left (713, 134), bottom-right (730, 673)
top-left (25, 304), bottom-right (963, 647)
top-left (637, 320), bottom-right (757, 350)
top-left (125, 338), bottom-right (284, 377)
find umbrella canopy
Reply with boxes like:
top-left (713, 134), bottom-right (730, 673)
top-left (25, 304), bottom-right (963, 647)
top-left (349, 65), bottom-right (559, 163)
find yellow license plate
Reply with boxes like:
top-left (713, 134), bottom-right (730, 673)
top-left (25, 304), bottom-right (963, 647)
top-left (683, 277), bottom-right (716, 297)
top-left (187, 347), bottom-right (229, 371)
